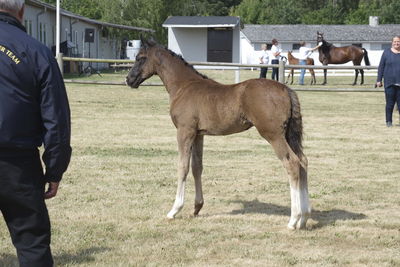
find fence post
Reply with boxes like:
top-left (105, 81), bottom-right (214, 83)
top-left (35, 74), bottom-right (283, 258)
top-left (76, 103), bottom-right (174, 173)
top-left (278, 60), bottom-right (285, 84)
top-left (235, 68), bottom-right (240, 83)
top-left (57, 53), bottom-right (64, 76)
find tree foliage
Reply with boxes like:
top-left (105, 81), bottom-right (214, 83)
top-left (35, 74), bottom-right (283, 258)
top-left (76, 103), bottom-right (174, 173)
top-left (39, 0), bottom-right (400, 44)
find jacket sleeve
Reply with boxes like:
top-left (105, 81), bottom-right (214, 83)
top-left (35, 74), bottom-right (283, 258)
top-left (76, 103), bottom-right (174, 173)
top-left (377, 50), bottom-right (386, 82)
top-left (39, 52), bottom-right (72, 182)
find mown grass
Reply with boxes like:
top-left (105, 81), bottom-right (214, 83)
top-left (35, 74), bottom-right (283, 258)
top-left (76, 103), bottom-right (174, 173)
top-left (0, 70), bottom-right (399, 266)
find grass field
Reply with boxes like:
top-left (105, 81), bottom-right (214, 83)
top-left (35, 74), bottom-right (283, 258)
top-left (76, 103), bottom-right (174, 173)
top-left (1, 70), bottom-right (399, 266)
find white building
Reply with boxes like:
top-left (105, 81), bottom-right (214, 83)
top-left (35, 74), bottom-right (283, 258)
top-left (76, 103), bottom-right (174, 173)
top-left (241, 17), bottom-right (399, 65)
top-left (25, 0), bottom-right (153, 72)
top-left (162, 16), bottom-right (241, 63)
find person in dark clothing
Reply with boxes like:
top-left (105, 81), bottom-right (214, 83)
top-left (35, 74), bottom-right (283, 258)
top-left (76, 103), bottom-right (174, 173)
top-left (0, 1), bottom-right (71, 266)
top-left (376, 36), bottom-right (400, 127)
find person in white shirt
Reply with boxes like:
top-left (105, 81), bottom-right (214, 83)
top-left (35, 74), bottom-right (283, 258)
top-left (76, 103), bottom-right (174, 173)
top-left (298, 41), bottom-right (321, 85)
top-left (259, 43), bottom-right (269, 78)
top-left (270, 39), bottom-right (282, 81)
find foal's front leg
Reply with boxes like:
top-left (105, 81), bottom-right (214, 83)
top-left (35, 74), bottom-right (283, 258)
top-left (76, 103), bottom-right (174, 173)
top-left (167, 128), bottom-right (196, 219)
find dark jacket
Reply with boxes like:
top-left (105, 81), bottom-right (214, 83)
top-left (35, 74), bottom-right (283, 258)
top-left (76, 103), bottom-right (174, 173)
top-left (0, 12), bottom-right (71, 182)
top-left (377, 48), bottom-right (400, 88)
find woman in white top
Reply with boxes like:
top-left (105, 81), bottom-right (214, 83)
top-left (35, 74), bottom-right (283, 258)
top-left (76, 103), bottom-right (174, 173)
top-left (270, 39), bottom-right (282, 81)
top-left (259, 43), bottom-right (269, 78)
top-left (298, 41), bottom-right (321, 85)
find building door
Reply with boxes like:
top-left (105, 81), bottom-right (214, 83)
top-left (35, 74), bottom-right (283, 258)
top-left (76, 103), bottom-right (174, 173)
top-left (207, 28), bottom-right (232, 62)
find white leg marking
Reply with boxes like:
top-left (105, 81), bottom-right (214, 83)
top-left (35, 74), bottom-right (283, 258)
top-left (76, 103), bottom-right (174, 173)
top-left (167, 181), bottom-right (186, 219)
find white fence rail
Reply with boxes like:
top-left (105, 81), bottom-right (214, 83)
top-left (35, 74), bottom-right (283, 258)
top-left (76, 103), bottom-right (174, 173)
top-left (60, 55), bottom-right (379, 85)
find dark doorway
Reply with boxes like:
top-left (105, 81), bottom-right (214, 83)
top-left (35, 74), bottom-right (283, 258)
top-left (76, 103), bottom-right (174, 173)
top-left (207, 28), bottom-right (233, 62)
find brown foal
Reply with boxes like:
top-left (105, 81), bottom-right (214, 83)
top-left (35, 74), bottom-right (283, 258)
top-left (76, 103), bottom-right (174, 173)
top-left (126, 38), bottom-right (311, 229)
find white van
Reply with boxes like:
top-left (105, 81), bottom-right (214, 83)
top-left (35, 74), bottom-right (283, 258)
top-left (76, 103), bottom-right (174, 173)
top-left (126, 40), bottom-right (141, 60)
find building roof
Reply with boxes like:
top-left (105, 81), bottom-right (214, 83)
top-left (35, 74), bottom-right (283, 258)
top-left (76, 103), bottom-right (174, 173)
top-left (26, 0), bottom-right (154, 32)
top-left (163, 16), bottom-right (240, 28)
top-left (242, 24), bottom-right (398, 43)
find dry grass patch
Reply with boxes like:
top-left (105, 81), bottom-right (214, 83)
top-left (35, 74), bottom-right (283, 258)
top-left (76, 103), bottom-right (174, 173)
top-left (1, 71), bottom-right (399, 266)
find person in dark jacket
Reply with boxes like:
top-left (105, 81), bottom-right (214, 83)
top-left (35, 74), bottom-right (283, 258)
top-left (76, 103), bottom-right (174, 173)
top-left (376, 36), bottom-right (400, 127)
top-left (0, 0), bottom-right (71, 266)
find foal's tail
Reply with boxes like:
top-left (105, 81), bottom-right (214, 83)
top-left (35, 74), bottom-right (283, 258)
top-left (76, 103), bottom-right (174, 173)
top-left (362, 48), bottom-right (370, 66)
top-left (286, 88), bottom-right (304, 157)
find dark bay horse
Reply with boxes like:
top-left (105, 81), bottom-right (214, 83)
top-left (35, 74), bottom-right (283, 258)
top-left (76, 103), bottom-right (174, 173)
top-left (317, 32), bottom-right (370, 85)
top-left (286, 51), bottom-right (316, 85)
top-left (126, 38), bottom-right (310, 229)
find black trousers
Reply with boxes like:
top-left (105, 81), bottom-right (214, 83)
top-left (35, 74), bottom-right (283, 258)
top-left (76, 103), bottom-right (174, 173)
top-left (271, 59), bottom-right (279, 80)
top-left (259, 67), bottom-right (268, 78)
top-left (0, 148), bottom-right (53, 267)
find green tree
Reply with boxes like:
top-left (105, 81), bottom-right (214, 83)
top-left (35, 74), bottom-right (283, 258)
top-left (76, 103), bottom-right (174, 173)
top-left (345, 1), bottom-right (380, 24)
top-left (301, 3), bottom-right (346, 24)
top-left (231, 0), bottom-right (302, 24)
top-left (230, 0), bottom-right (263, 24)
top-left (380, 1), bottom-right (400, 24)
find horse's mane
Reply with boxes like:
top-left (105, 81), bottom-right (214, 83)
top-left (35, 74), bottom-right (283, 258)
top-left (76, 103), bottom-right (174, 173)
top-left (323, 40), bottom-right (334, 48)
top-left (158, 45), bottom-right (209, 80)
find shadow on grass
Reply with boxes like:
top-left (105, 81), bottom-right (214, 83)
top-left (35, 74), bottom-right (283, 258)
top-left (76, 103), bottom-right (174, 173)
top-left (0, 247), bottom-right (110, 267)
top-left (229, 199), bottom-right (366, 229)
top-left (55, 247), bottom-right (110, 265)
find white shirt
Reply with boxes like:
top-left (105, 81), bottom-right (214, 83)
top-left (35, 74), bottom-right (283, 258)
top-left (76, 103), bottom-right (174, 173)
top-left (259, 50), bottom-right (269, 64)
top-left (271, 45), bottom-right (282, 60)
top-left (298, 46), bottom-right (313, 60)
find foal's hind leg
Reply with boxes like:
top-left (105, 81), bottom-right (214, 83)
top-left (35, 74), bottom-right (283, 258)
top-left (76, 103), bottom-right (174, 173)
top-left (167, 128), bottom-right (196, 219)
top-left (192, 135), bottom-right (204, 216)
top-left (267, 136), bottom-right (310, 229)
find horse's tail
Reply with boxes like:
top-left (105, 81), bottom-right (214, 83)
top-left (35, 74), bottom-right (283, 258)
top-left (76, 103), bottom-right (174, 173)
top-left (286, 88), bottom-right (303, 158)
top-left (362, 48), bottom-right (370, 66)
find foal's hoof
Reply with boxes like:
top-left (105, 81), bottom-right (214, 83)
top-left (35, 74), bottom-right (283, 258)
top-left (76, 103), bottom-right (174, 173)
top-left (287, 214), bottom-right (310, 230)
top-left (167, 211), bottom-right (176, 219)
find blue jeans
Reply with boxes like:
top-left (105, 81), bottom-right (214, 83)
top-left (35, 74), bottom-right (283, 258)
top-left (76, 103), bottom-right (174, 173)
top-left (299, 60), bottom-right (307, 85)
top-left (384, 85), bottom-right (400, 123)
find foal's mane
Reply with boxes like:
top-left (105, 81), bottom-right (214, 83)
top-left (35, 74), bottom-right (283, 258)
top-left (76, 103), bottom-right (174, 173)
top-left (158, 45), bottom-right (209, 80)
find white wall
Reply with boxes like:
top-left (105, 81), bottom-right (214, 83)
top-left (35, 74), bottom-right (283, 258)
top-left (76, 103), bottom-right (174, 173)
top-left (168, 26), bottom-right (241, 63)
top-left (168, 27), bottom-right (207, 61)
top-left (232, 26), bottom-right (240, 63)
top-left (244, 40), bottom-right (385, 66)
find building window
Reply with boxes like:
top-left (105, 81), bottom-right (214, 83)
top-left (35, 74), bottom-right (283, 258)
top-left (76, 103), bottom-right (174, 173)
top-left (382, 43), bottom-right (391, 50)
top-left (52, 26), bottom-right (55, 45)
top-left (24, 20), bottom-right (33, 36)
top-left (292, 43), bottom-right (301, 50)
top-left (352, 43), bottom-right (362, 47)
top-left (74, 30), bottom-right (78, 46)
top-left (255, 43), bottom-right (273, 50)
top-left (43, 24), bottom-right (47, 45)
top-left (39, 23), bottom-right (43, 42)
